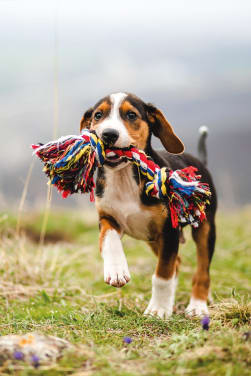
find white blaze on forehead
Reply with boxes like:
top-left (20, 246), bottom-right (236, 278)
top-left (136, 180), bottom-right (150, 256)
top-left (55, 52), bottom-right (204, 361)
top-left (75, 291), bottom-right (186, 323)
top-left (95, 92), bottom-right (131, 148)
top-left (110, 92), bottom-right (127, 113)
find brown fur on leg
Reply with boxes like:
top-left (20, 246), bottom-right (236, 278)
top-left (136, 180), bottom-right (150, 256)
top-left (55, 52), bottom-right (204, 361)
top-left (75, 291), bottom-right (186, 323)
top-left (191, 220), bottom-right (211, 301)
top-left (148, 223), bottom-right (180, 280)
top-left (99, 213), bottom-right (121, 252)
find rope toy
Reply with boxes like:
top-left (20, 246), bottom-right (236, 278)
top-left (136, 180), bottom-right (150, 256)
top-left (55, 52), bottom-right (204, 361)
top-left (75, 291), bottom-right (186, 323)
top-left (32, 129), bottom-right (211, 228)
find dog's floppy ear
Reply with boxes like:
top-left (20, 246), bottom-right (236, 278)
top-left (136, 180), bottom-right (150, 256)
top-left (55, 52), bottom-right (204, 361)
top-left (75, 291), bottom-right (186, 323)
top-left (80, 108), bottom-right (93, 132)
top-left (146, 104), bottom-right (184, 154)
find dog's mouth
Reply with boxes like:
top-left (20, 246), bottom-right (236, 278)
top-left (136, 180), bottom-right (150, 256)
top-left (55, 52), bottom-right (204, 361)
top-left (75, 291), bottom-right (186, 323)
top-left (104, 151), bottom-right (127, 167)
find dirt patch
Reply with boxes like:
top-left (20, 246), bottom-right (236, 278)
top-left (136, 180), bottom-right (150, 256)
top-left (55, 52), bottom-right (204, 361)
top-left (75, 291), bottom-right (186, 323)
top-left (182, 345), bottom-right (229, 361)
top-left (24, 226), bottom-right (73, 244)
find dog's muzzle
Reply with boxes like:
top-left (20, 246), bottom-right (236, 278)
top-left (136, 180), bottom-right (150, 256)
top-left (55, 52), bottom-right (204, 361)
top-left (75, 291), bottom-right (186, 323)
top-left (101, 128), bottom-right (119, 146)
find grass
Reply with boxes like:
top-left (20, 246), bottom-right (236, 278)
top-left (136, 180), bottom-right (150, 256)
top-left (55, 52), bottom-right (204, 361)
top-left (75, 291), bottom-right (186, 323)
top-left (0, 208), bottom-right (250, 375)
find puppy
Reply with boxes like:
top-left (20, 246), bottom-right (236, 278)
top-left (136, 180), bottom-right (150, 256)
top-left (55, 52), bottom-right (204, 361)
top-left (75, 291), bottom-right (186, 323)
top-left (80, 92), bottom-right (217, 318)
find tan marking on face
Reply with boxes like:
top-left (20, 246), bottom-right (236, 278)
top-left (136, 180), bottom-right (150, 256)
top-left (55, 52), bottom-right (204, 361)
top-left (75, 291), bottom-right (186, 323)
top-left (90, 101), bottom-right (111, 131)
top-left (80, 109), bottom-right (93, 131)
top-left (120, 101), bottom-right (149, 150)
top-left (192, 220), bottom-right (211, 300)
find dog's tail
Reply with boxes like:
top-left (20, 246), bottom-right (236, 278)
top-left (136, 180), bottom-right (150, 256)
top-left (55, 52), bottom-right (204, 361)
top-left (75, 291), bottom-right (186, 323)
top-left (198, 125), bottom-right (208, 166)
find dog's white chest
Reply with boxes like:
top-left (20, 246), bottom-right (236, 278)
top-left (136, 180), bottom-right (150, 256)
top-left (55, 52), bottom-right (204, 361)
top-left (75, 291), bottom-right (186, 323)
top-left (96, 167), bottom-right (151, 240)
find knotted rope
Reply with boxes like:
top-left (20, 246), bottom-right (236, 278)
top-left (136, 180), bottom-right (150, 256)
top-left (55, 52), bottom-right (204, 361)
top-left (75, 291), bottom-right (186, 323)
top-left (32, 129), bottom-right (211, 228)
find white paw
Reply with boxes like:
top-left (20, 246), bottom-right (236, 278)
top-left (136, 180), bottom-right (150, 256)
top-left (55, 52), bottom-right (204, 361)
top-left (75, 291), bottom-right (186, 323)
top-left (104, 264), bottom-right (130, 288)
top-left (144, 299), bottom-right (173, 319)
top-left (101, 230), bottom-right (130, 288)
top-left (144, 275), bottom-right (176, 319)
top-left (185, 298), bottom-right (209, 317)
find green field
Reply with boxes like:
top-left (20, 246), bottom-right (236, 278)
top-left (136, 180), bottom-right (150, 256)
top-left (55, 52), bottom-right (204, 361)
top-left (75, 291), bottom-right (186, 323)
top-left (0, 208), bottom-right (250, 375)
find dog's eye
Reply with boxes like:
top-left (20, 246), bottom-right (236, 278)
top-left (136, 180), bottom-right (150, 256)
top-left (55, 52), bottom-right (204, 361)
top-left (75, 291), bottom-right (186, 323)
top-left (94, 111), bottom-right (103, 121)
top-left (126, 111), bottom-right (137, 121)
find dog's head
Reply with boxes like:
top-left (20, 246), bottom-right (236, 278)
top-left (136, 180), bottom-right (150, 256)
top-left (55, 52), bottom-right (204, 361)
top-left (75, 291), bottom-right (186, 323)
top-left (80, 92), bottom-right (184, 168)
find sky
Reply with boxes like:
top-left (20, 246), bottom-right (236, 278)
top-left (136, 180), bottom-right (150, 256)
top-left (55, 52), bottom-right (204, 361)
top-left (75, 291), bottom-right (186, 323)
top-left (0, 0), bottom-right (250, 207)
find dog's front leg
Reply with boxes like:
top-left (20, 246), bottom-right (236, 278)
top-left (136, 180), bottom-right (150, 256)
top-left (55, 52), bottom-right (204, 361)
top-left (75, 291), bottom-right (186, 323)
top-left (99, 216), bottom-right (130, 288)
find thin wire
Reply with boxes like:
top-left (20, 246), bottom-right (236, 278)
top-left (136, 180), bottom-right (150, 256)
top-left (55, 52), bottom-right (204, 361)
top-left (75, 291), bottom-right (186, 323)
top-left (39, 2), bottom-right (59, 246)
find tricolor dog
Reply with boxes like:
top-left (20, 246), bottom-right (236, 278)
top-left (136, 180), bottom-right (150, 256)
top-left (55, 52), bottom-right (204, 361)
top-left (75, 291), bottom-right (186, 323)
top-left (80, 93), bottom-right (217, 319)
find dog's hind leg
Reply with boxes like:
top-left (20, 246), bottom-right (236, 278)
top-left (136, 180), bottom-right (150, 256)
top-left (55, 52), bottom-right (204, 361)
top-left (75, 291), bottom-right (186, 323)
top-left (99, 215), bottom-right (130, 288)
top-left (144, 219), bottom-right (180, 319)
top-left (186, 218), bottom-right (216, 316)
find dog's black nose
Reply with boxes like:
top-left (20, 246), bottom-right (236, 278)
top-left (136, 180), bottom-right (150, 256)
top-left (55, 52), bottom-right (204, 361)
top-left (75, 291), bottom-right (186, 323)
top-left (101, 128), bottom-right (119, 145)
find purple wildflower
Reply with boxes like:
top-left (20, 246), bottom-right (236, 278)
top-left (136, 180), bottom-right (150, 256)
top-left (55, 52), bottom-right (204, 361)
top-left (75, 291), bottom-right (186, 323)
top-left (201, 316), bottom-right (210, 330)
top-left (31, 354), bottom-right (40, 368)
top-left (123, 336), bottom-right (132, 344)
top-left (14, 351), bottom-right (24, 360)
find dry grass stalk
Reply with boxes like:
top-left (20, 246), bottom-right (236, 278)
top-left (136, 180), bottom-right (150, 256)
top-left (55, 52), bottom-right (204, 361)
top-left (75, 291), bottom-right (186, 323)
top-left (16, 160), bottom-right (35, 236)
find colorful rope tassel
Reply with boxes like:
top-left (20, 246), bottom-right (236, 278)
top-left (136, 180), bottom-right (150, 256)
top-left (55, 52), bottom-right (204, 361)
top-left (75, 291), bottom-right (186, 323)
top-left (32, 129), bottom-right (211, 228)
